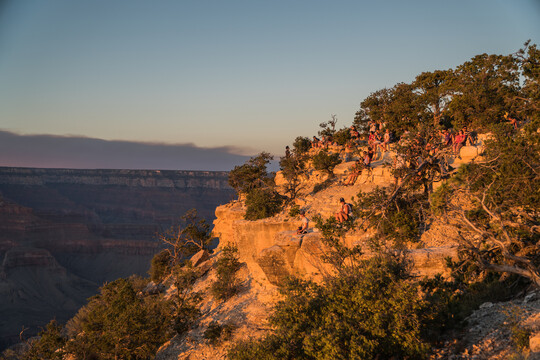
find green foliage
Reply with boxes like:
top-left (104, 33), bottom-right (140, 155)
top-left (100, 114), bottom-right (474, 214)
top-left (504, 306), bottom-right (532, 350)
top-left (229, 255), bottom-right (431, 360)
top-left (170, 265), bottom-right (202, 335)
top-left (65, 278), bottom-right (172, 360)
top-left (244, 188), bottom-right (284, 220)
top-left (149, 249), bottom-right (171, 283)
top-left (22, 320), bottom-right (66, 360)
top-left (292, 136), bottom-right (312, 155)
top-left (203, 321), bottom-right (236, 345)
top-left (312, 214), bottom-right (360, 269)
top-left (354, 188), bottom-right (428, 249)
top-left (332, 127), bottom-right (351, 145)
top-left (311, 150), bottom-right (341, 177)
top-left (288, 204), bottom-right (300, 217)
top-left (431, 123), bottom-right (540, 285)
top-left (211, 245), bottom-right (242, 301)
top-left (448, 53), bottom-right (520, 130)
top-left (228, 152), bottom-right (274, 195)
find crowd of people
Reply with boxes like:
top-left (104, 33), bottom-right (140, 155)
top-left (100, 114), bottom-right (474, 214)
top-left (287, 116), bottom-right (508, 231)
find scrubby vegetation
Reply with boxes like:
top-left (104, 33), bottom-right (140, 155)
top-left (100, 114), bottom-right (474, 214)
top-left (6, 41), bottom-right (539, 360)
top-left (211, 245), bottom-right (242, 300)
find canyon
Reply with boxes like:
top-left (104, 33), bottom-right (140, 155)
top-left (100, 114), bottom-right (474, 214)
top-left (0, 167), bottom-right (235, 349)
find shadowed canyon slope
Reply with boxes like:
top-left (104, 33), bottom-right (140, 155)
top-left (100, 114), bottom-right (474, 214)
top-left (0, 167), bottom-right (235, 349)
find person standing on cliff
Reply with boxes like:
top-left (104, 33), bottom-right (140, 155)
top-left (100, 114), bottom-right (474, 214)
top-left (296, 210), bottom-right (309, 234)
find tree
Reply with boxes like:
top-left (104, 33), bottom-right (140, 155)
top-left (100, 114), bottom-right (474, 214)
top-left (448, 53), bottom-right (521, 129)
top-left (516, 40), bottom-right (540, 118)
top-left (279, 153), bottom-right (306, 200)
top-left (432, 123), bottom-right (540, 286)
top-left (318, 114), bottom-right (338, 138)
top-left (413, 69), bottom-right (454, 128)
top-left (228, 152), bottom-right (274, 195)
top-left (159, 209), bottom-right (213, 265)
top-left (311, 150), bottom-right (341, 178)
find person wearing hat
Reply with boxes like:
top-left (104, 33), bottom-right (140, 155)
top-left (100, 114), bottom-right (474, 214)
top-left (296, 210), bottom-right (309, 234)
top-left (336, 197), bottom-right (352, 223)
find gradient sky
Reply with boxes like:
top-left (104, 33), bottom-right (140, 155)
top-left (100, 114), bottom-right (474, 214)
top-left (0, 0), bottom-right (539, 169)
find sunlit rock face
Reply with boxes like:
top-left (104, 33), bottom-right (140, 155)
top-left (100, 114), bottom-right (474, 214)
top-left (0, 167), bottom-right (235, 350)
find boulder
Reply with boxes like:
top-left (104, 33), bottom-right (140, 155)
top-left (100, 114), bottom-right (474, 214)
top-left (190, 249), bottom-right (209, 267)
top-left (256, 245), bottom-right (292, 285)
top-left (530, 332), bottom-right (540, 353)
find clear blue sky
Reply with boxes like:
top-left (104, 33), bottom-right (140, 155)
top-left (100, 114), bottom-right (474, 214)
top-left (0, 0), bottom-right (538, 169)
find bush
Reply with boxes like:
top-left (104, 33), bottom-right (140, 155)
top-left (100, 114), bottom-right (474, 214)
top-left (288, 204), bottom-right (300, 217)
top-left (211, 245), bottom-right (242, 301)
top-left (332, 127), bottom-right (352, 145)
top-left (171, 265), bottom-right (202, 335)
top-left (149, 249), bottom-right (171, 283)
top-left (203, 321), bottom-right (236, 345)
top-left (65, 278), bottom-right (172, 360)
top-left (21, 320), bottom-right (66, 360)
top-left (228, 255), bottom-right (431, 360)
top-left (311, 150), bottom-right (341, 177)
top-left (244, 188), bottom-right (284, 220)
top-left (292, 136), bottom-right (311, 155)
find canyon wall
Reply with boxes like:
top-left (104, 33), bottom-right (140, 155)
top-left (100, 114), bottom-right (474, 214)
top-left (0, 167), bottom-right (235, 350)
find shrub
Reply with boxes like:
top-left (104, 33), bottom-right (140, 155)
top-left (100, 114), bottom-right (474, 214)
top-left (171, 265), bottom-right (202, 335)
top-left (65, 278), bottom-right (172, 360)
top-left (244, 188), bottom-right (284, 220)
top-left (203, 321), bottom-right (236, 345)
top-left (21, 320), bottom-right (66, 360)
top-left (211, 245), bottom-right (242, 301)
top-left (332, 126), bottom-right (352, 145)
top-left (292, 136), bottom-right (311, 155)
top-left (149, 249), bottom-right (171, 283)
top-left (288, 204), bottom-right (300, 217)
top-left (311, 150), bottom-right (341, 177)
top-left (228, 255), bottom-right (431, 360)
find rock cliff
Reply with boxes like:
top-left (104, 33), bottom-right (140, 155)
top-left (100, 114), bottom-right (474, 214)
top-left (0, 167), bottom-right (235, 350)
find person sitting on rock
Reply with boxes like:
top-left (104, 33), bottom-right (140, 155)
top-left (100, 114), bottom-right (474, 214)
top-left (296, 210), bottom-right (309, 234)
top-left (452, 130), bottom-right (467, 156)
top-left (335, 197), bottom-right (353, 223)
top-left (343, 159), bottom-right (363, 186)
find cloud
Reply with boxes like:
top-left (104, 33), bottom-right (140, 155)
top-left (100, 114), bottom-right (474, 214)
top-left (0, 130), bottom-right (252, 171)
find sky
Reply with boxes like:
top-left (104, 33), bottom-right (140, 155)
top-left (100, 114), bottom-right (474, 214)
top-left (0, 0), bottom-right (539, 170)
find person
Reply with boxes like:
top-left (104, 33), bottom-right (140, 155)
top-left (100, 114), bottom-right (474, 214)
top-left (452, 130), bottom-right (466, 156)
top-left (296, 210), bottom-right (309, 234)
top-left (335, 197), bottom-right (353, 223)
top-left (285, 146), bottom-right (291, 158)
top-left (312, 136), bottom-right (321, 149)
top-left (343, 159), bottom-right (363, 186)
top-left (382, 129), bottom-right (391, 152)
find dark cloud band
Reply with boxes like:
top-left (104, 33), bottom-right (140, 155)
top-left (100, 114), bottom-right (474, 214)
top-left (0, 130), bottom-right (251, 171)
